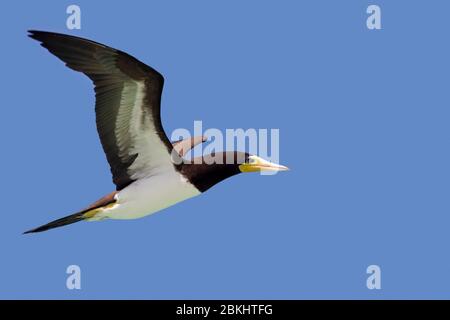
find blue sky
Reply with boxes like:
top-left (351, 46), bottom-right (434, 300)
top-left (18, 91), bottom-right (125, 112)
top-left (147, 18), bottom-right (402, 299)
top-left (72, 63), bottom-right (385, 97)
top-left (1, 0), bottom-right (449, 299)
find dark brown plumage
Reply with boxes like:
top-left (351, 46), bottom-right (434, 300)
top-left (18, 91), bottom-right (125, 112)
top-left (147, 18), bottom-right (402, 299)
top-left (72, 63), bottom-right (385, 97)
top-left (28, 30), bottom-right (172, 190)
top-left (25, 31), bottom-right (288, 234)
top-left (181, 152), bottom-right (249, 192)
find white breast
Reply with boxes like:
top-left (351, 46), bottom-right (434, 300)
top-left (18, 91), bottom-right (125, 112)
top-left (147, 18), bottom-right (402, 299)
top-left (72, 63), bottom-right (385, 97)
top-left (97, 171), bottom-right (201, 220)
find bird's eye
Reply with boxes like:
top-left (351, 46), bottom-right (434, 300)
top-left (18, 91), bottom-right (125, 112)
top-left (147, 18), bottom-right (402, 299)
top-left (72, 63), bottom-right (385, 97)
top-left (247, 157), bottom-right (256, 164)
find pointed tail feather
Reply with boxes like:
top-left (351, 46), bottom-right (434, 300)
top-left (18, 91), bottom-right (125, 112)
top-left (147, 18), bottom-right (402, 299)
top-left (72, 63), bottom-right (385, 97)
top-left (24, 192), bottom-right (117, 234)
top-left (23, 212), bottom-right (86, 234)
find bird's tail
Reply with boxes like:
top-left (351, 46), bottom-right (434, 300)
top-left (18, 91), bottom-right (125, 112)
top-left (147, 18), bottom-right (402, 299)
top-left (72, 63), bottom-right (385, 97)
top-left (24, 192), bottom-right (117, 234)
top-left (23, 211), bottom-right (87, 234)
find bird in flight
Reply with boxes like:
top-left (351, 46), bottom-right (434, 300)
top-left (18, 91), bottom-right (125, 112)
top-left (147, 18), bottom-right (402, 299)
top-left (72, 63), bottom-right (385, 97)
top-left (25, 30), bottom-right (288, 234)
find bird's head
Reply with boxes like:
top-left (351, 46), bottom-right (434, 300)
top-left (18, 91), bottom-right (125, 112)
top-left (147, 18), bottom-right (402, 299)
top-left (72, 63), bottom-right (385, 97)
top-left (238, 154), bottom-right (289, 173)
top-left (180, 151), bottom-right (288, 192)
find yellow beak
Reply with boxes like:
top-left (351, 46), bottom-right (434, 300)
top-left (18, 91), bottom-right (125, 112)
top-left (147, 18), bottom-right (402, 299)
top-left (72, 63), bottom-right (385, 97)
top-left (239, 155), bottom-right (289, 173)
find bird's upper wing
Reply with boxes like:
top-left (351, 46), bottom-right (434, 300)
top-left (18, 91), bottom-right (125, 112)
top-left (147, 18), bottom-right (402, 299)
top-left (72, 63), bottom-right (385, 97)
top-left (29, 30), bottom-right (175, 190)
top-left (172, 136), bottom-right (207, 157)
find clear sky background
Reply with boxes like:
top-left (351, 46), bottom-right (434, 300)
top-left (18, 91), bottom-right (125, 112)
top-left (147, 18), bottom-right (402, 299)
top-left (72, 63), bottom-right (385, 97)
top-left (1, 0), bottom-right (449, 299)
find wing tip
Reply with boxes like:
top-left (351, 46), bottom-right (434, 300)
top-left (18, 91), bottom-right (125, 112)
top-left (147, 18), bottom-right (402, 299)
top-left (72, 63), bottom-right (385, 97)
top-left (27, 29), bottom-right (46, 37)
top-left (27, 29), bottom-right (39, 40)
top-left (27, 30), bottom-right (54, 44)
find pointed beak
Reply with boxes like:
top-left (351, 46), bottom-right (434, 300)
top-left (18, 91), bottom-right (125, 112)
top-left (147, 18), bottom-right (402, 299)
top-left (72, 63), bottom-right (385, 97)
top-left (239, 156), bottom-right (289, 173)
top-left (263, 163), bottom-right (289, 171)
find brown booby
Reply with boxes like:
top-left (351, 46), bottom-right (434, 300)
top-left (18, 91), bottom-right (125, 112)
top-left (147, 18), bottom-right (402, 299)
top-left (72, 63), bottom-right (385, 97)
top-left (24, 31), bottom-right (288, 234)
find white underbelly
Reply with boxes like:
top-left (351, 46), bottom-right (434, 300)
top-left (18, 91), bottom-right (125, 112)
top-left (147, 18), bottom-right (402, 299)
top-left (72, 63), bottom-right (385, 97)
top-left (96, 171), bottom-right (200, 220)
